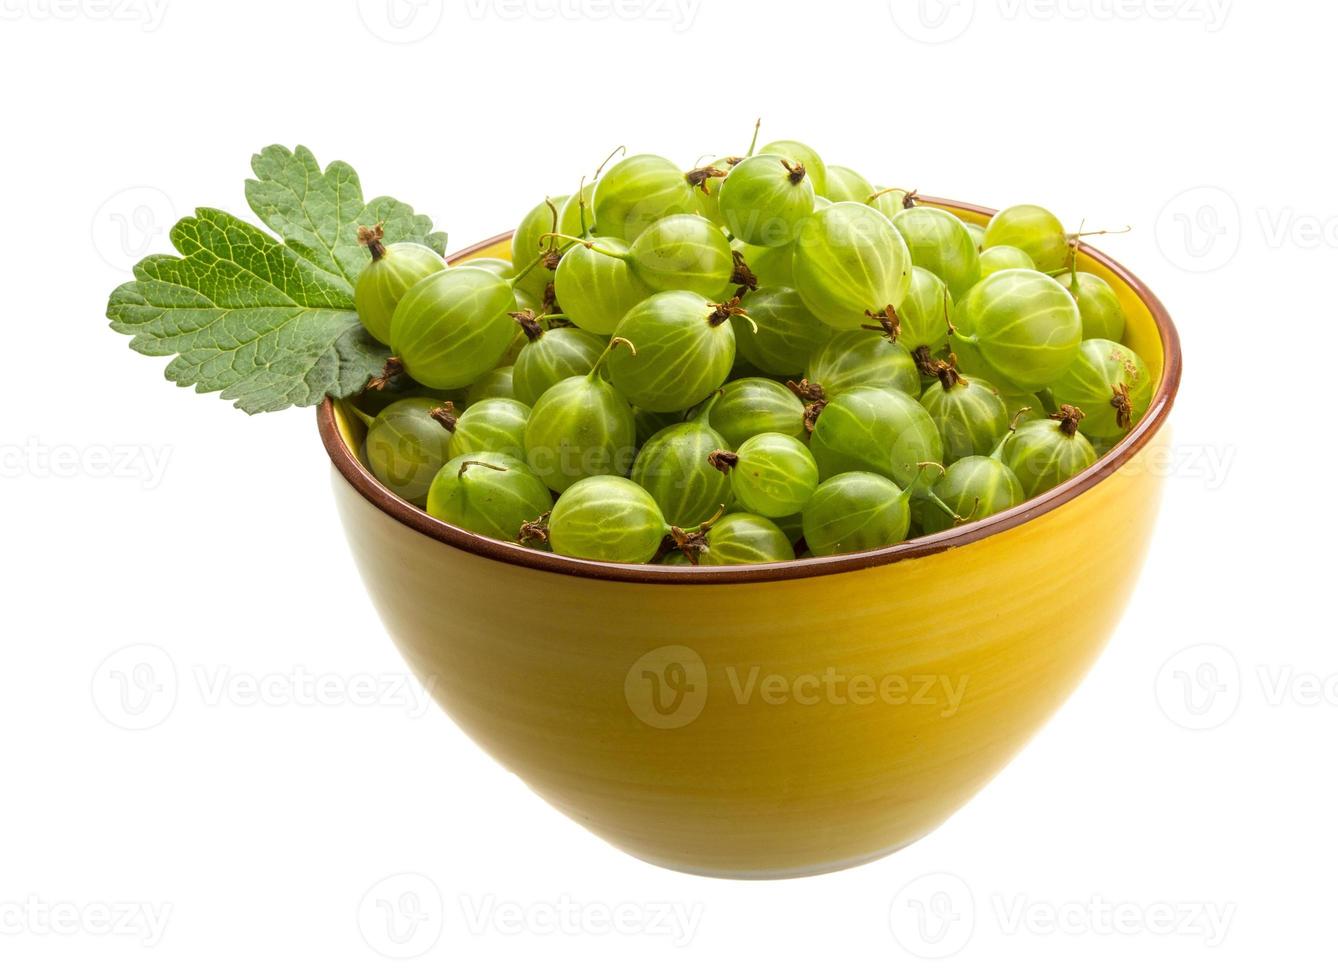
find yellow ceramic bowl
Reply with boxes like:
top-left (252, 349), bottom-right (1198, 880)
top-left (319, 199), bottom-right (1182, 878)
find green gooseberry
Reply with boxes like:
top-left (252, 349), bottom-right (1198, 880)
top-left (626, 213), bottom-right (735, 296)
top-left (468, 365), bottom-right (515, 403)
top-left (983, 204), bottom-right (1069, 273)
top-left (897, 267), bottom-right (953, 364)
top-left (801, 469), bottom-right (935, 556)
top-left (592, 154), bottom-right (697, 242)
top-left (431, 397), bottom-right (530, 461)
top-left (674, 512), bottom-right (795, 566)
top-left (949, 268), bottom-right (1082, 392)
top-left (391, 265), bottom-right (530, 390)
top-left (425, 452), bottom-right (553, 542)
top-left (707, 377), bottom-right (806, 447)
top-left (1002, 390), bottom-right (1046, 424)
top-left (915, 455), bottom-right (1024, 535)
top-left (511, 196), bottom-right (568, 297)
top-left (737, 241), bottom-right (794, 288)
top-left (552, 236), bottom-right (654, 336)
top-left (823, 165), bottom-right (876, 204)
top-left (792, 202), bottom-right (912, 329)
top-left (978, 244), bottom-right (1036, 278)
top-left (363, 396), bottom-right (455, 507)
top-left (1049, 339), bottom-right (1153, 439)
top-left (630, 392), bottom-right (732, 528)
top-left (918, 359), bottom-right (1010, 464)
top-left (606, 291), bottom-right (738, 412)
top-left (809, 387), bottom-right (943, 488)
top-left (892, 206), bottom-right (982, 301)
top-left (1053, 269), bottom-right (1126, 342)
top-left (757, 139), bottom-right (828, 195)
top-left (804, 327), bottom-right (919, 399)
top-left (962, 221), bottom-right (986, 251)
top-left (719, 153), bottom-right (816, 247)
top-left (353, 225), bottom-right (447, 346)
top-left (708, 432), bottom-right (819, 519)
top-left (547, 475), bottom-right (667, 564)
top-left (1002, 405), bottom-right (1098, 498)
top-left (732, 285), bottom-right (832, 377)
top-left (523, 339), bottom-right (637, 492)
top-left (512, 319), bottom-right (608, 405)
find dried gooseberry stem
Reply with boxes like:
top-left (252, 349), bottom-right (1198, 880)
top-left (928, 353), bottom-right (964, 391)
top-left (686, 166), bottom-right (728, 192)
top-left (709, 297), bottom-right (755, 331)
top-left (667, 504), bottom-right (727, 565)
top-left (862, 305), bottom-right (902, 343)
top-left (913, 345), bottom-right (938, 378)
top-left (364, 356), bottom-right (404, 392)
top-left (518, 513), bottom-right (551, 546)
top-left (457, 459), bottom-right (507, 478)
top-left (1110, 382), bottom-right (1134, 430)
top-left (593, 145), bottom-right (626, 181)
top-left (707, 450), bottom-right (739, 474)
top-left (781, 158), bottom-right (807, 185)
top-left (509, 309), bottom-right (544, 342)
top-left (1008, 406), bottom-right (1033, 431)
top-left (430, 401), bottom-right (458, 432)
top-left (507, 248), bottom-right (552, 287)
top-left (787, 379), bottom-right (828, 433)
top-left (357, 223), bottom-right (386, 260)
top-left (730, 250), bottom-right (759, 292)
top-left (1052, 403), bottom-right (1086, 436)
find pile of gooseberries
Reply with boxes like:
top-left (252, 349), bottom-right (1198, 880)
top-left (348, 129), bottom-right (1154, 566)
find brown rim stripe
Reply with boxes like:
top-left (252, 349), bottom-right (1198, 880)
top-left (317, 197), bottom-right (1183, 585)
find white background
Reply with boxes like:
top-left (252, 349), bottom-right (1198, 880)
top-left (1, 0), bottom-right (1332, 975)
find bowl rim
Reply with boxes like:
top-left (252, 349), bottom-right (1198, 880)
top-left (317, 196), bottom-right (1182, 585)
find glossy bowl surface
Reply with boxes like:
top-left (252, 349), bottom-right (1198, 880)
top-left (319, 198), bottom-right (1181, 877)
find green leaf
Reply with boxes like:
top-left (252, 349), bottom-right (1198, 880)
top-left (107, 146), bottom-right (448, 414)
